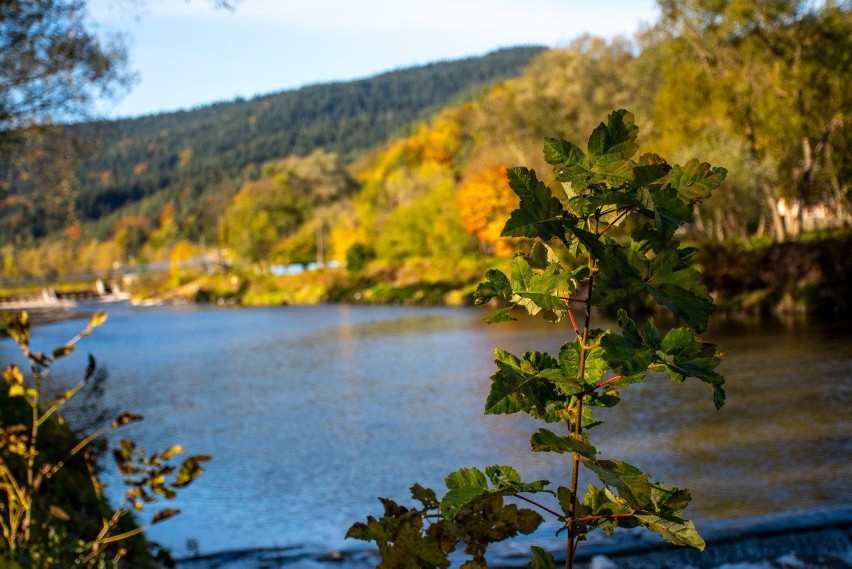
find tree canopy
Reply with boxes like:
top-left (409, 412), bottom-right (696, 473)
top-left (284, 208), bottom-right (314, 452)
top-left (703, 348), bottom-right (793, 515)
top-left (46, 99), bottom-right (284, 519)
top-left (0, 0), bottom-right (129, 152)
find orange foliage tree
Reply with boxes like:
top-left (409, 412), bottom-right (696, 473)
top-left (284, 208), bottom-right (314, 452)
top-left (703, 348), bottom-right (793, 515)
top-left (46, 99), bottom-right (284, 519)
top-left (455, 164), bottom-right (518, 257)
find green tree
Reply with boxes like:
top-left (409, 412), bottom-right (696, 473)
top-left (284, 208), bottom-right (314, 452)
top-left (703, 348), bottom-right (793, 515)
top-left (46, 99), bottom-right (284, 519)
top-left (219, 179), bottom-right (307, 265)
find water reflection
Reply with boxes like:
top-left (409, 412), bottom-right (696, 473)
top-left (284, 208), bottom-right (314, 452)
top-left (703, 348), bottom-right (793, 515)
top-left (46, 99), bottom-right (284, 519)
top-left (1, 304), bottom-right (849, 557)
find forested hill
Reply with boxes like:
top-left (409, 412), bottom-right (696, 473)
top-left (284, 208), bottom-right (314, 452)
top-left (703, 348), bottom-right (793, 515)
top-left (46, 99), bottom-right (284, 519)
top-left (67, 46), bottom-right (544, 237)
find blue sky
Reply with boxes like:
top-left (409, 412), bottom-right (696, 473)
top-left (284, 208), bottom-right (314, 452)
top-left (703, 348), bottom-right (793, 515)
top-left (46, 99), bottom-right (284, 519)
top-left (90, 0), bottom-right (659, 118)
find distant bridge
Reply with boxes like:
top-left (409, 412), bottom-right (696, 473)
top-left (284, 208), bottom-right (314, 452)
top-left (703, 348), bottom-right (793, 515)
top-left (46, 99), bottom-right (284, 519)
top-left (0, 281), bottom-right (130, 310)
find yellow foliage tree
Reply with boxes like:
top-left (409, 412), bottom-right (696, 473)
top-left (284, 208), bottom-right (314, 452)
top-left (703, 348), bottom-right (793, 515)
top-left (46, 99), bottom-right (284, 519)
top-left (455, 164), bottom-right (517, 257)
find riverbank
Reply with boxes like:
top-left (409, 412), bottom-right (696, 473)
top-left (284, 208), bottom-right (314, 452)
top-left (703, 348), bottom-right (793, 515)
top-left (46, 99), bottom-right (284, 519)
top-left (4, 231), bottom-right (849, 321)
top-left (173, 507), bottom-right (852, 568)
top-left (699, 230), bottom-right (852, 318)
top-left (121, 231), bottom-right (852, 318)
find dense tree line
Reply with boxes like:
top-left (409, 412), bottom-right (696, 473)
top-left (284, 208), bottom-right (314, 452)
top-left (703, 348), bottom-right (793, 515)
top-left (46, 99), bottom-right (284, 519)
top-left (0, 46), bottom-right (544, 246)
top-left (1, 0), bottom-right (848, 285)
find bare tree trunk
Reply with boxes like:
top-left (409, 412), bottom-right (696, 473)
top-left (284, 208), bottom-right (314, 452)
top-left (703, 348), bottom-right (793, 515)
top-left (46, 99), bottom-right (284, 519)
top-left (794, 137), bottom-right (815, 239)
top-left (763, 183), bottom-right (786, 242)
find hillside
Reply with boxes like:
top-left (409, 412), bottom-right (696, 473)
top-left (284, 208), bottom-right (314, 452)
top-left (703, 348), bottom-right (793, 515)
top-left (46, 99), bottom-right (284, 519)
top-left (0, 46), bottom-right (545, 245)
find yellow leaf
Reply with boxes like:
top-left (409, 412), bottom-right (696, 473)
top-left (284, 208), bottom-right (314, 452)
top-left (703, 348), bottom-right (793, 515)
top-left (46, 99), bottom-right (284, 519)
top-left (160, 445), bottom-right (185, 460)
top-left (50, 505), bottom-right (71, 522)
top-left (8, 384), bottom-right (25, 397)
top-left (87, 311), bottom-right (108, 331)
top-left (3, 365), bottom-right (23, 385)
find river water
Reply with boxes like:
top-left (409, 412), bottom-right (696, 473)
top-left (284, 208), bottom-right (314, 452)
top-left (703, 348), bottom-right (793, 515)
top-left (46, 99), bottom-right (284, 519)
top-left (2, 303), bottom-right (850, 562)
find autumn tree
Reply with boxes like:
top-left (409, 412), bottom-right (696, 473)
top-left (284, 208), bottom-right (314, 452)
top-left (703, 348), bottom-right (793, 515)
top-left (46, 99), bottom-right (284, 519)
top-left (220, 150), bottom-right (357, 265)
top-left (647, 0), bottom-right (851, 240)
top-left (455, 164), bottom-right (518, 256)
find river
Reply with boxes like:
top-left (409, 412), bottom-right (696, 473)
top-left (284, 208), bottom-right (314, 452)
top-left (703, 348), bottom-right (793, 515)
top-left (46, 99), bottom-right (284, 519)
top-left (2, 303), bottom-right (850, 564)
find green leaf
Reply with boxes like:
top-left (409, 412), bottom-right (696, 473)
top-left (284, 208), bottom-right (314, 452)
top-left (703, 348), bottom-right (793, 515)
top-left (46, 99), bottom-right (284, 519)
top-left (633, 153), bottom-right (671, 186)
top-left (584, 109), bottom-right (639, 185)
top-left (666, 160), bottom-right (727, 202)
top-left (530, 428), bottom-right (597, 457)
top-left (558, 337), bottom-right (609, 385)
top-left (634, 514), bottom-right (705, 550)
top-left (507, 257), bottom-right (573, 319)
top-left (585, 459), bottom-right (653, 510)
top-left (587, 109), bottom-right (639, 161)
top-left (544, 137), bottom-right (586, 167)
top-left (410, 483), bottom-right (439, 509)
top-left (484, 464), bottom-right (549, 494)
top-left (441, 467), bottom-right (490, 518)
top-left (600, 335), bottom-right (652, 378)
top-left (657, 327), bottom-right (726, 409)
top-left (474, 269), bottom-right (511, 305)
top-left (527, 242), bottom-right (559, 270)
top-left (502, 167), bottom-right (566, 241)
top-left (527, 546), bottom-right (558, 569)
top-left (645, 248), bottom-right (715, 332)
top-left (485, 306), bottom-right (516, 324)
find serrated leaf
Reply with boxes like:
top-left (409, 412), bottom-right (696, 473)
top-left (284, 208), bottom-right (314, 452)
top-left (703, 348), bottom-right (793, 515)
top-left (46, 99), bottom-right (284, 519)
top-left (544, 137), bottom-right (586, 166)
top-left (666, 160), bottom-right (727, 202)
top-left (527, 242), bottom-right (559, 270)
top-left (409, 483), bottom-right (439, 509)
top-left (502, 167), bottom-right (566, 240)
top-left (634, 514), bottom-right (705, 550)
top-left (658, 327), bottom-right (726, 409)
top-left (587, 109), bottom-right (639, 161)
top-left (441, 467), bottom-right (490, 517)
top-left (484, 464), bottom-right (549, 494)
top-left (585, 459), bottom-right (653, 510)
top-left (527, 546), bottom-right (558, 568)
top-left (486, 349), bottom-right (562, 417)
top-left (485, 306), bottom-right (515, 324)
top-left (474, 270), bottom-right (511, 304)
top-left (633, 153), bottom-right (671, 186)
top-left (530, 428), bottom-right (597, 457)
top-left (645, 249), bottom-right (715, 332)
top-left (600, 333), bottom-right (652, 377)
top-left (558, 338), bottom-right (610, 385)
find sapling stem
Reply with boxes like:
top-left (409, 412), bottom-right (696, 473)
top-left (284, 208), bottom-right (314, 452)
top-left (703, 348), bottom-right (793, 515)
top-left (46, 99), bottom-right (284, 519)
top-left (599, 208), bottom-right (633, 236)
top-left (567, 251), bottom-right (596, 569)
top-left (515, 494), bottom-right (565, 520)
top-left (581, 375), bottom-right (625, 396)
